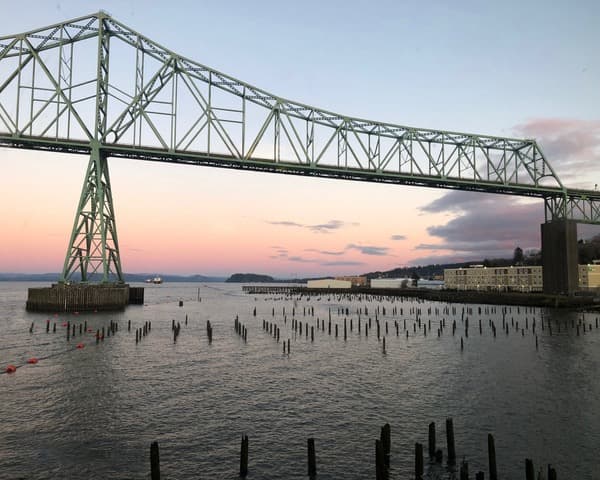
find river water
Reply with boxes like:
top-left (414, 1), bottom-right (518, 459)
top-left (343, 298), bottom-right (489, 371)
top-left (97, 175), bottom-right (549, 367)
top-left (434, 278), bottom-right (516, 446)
top-left (1, 282), bottom-right (599, 479)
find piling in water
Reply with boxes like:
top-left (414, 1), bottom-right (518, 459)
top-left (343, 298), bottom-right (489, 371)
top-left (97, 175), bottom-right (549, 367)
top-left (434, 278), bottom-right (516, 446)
top-left (415, 442), bottom-right (424, 479)
top-left (525, 458), bottom-right (534, 480)
top-left (428, 422), bottom-right (436, 458)
top-left (446, 418), bottom-right (456, 464)
top-left (150, 441), bottom-right (160, 480)
top-left (488, 433), bottom-right (497, 480)
top-left (307, 438), bottom-right (317, 477)
top-left (240, 434), bottom-right (249, 477)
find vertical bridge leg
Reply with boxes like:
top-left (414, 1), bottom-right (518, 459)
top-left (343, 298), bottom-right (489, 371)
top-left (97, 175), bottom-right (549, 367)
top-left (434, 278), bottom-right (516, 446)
top-left (60, 143), bottom-right (123, 283)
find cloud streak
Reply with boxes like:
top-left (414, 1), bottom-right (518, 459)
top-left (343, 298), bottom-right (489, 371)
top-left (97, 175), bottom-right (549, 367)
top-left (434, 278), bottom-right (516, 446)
top-left (266, 219), bottom-right (358, 234)
top-left (305, 248), bottom-right (346, 256)
top-left (347, 243), bottom-right (390, 256)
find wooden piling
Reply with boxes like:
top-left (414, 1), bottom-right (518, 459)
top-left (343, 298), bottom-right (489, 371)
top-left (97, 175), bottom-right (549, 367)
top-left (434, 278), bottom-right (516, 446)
top-left (240, 434), bottom-right (249, 477)
top-left (415, 442), bottom-right (424, 478)
top-left (428, 422), bottom-right (436, 458)
top-left (376, 439), bottom-right (386, 480)
top-left (381, 423), bottom-right (390, 468)
top-left (460, 459), bottom-right (469, 480)
top-left (150, 441), bottom-right (160, 480)
top-left (307, 438), bottom-right (317, 477)
top-left (488, 433), bottom-right (497, 480)
top-left (446, 418), bottom-right (456, 464)
top-left (525, 458), bottom-right (534, 480)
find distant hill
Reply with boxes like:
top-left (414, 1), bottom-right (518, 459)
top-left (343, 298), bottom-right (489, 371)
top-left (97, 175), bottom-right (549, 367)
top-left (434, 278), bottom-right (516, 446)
top-left (0, 272), bottom-right (226, 282)
top-left (226, 273), bottom-right (275, 283)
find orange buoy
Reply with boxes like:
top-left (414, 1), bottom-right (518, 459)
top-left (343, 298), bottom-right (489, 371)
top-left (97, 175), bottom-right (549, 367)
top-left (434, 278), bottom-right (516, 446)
top-left (76, 343), bottom-right (85, 349)
top-left (27, 357), bottom-right (38, 364)
top-left (6, 364), bottom-right (16, 373)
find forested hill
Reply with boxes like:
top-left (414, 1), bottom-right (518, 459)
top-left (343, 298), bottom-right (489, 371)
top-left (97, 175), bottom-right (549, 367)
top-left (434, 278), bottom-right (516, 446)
top-left (226, 273), bottom-right (275, 283)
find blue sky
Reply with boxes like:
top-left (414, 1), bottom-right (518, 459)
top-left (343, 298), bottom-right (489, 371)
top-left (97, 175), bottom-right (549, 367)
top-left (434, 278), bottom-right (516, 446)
top-left (1, 1), bottom-right (599, 276)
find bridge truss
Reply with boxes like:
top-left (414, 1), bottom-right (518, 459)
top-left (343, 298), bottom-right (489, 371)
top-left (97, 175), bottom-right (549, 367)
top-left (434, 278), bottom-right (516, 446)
top-left (0, 12), bottom-right (598, 282)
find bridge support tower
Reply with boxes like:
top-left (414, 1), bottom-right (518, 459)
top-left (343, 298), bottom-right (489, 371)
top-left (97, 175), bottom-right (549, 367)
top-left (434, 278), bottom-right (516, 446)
top-left (541, 219), bottom-right (578, 295)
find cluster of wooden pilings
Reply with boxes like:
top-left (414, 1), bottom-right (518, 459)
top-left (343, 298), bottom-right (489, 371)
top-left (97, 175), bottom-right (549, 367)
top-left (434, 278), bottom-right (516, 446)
top-left (148, 418), bottom-right (560, 479)
top-left (134, 320), bottom-right (152, 343)
top-left (245, 294), bottom-right (600, 357)
top-left (234, 316), bottom-right (248, 342)
top-left (172, 319), bottom-right (182, 342)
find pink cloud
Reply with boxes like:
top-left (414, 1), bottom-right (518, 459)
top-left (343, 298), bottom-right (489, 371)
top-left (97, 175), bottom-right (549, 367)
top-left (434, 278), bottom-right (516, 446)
top-left (514, 118), bottom-right (600, 188)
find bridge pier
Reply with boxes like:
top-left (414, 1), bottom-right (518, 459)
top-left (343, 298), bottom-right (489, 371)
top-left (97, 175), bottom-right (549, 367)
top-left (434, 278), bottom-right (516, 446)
top-left (541, 219), bottom-right (578, 295)
top-left (26, 284), bottom-right (144, 312)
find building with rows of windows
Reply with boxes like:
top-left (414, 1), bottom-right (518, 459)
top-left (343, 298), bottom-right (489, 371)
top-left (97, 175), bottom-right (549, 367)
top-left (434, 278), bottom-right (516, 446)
top-left (444, 264), bottom-right (600, 292)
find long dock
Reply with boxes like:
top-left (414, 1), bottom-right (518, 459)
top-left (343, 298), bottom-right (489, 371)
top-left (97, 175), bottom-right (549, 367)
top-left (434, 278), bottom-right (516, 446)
top-left (242, 285), bottom-right (600, 308)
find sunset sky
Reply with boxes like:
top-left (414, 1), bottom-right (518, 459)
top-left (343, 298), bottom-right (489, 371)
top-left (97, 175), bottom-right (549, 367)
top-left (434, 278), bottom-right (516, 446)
top-left (1, 0), bottom-right (599, 278)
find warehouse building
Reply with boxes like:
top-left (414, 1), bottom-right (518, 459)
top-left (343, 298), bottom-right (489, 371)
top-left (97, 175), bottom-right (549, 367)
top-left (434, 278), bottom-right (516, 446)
top-left (307, 278), bottom-right (352, 289)
top-left (444, 264), bottom-right (600, 292)
top-left (335, 276), bottom-right (368, 287)
top-left (370, 278), bottom-right (411, 289)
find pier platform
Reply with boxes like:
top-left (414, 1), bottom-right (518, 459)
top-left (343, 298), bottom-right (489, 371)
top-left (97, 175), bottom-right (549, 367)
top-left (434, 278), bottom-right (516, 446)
top-left (26, 283), bottom-right (144, 312)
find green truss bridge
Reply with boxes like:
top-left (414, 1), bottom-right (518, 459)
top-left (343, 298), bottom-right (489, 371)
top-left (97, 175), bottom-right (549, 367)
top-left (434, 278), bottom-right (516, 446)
top-left (1, 11), bottom-right (597, 302)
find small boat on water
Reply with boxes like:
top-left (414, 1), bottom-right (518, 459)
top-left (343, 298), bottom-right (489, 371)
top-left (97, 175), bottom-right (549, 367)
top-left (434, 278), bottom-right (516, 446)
top-left (146, 276), bottom-right (163, 284)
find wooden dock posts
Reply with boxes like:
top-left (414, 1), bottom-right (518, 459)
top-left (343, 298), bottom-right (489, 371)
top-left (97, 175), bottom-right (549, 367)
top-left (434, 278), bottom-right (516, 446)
top-left (240, 434), bottom-right (249, 477)
top-left (307, 438), bottom-right (317, 478)
top-left (150, 441), bottom-right (160, 480)
top-left (146, 419), bottom-right (562, 478)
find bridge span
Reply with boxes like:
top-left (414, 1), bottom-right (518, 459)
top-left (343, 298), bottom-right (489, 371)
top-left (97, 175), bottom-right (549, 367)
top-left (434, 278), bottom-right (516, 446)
top-left (0, 11), bottom-right (598, 304)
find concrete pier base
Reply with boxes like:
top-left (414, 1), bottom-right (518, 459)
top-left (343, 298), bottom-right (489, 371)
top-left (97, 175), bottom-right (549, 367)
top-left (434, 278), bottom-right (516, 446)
top-left (26, 283), bottom-right (144, 312)
top-left (541, 219), bottom-right (578, 295)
